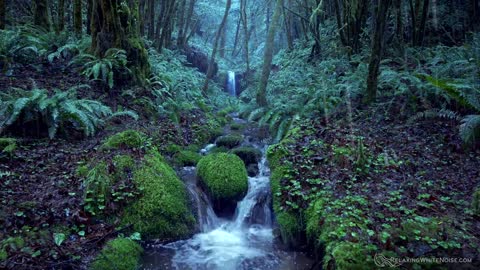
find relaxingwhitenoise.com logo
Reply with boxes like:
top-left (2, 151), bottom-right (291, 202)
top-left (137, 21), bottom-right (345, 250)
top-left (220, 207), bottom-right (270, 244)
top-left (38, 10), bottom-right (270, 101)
top-left (374, 253), bottom-right (473, 268)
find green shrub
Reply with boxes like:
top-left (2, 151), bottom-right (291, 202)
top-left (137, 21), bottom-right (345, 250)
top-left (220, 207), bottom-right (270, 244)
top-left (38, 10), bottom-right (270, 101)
top-left (215, 135), bottom-right (243, 149)
top-left (82, 162), bottom-right (111, 216)
top-left (102, 130), bottom-right (145, 150)
top-left (174, 150), bottom-right (201, 166)
top-left (0, 138), bottom-right (16, 157)
top-left (197, 153), bottom-right (248, 202)
top-left (231, 146), bottom-right (261, 165)
top-left (122, 151), bottom-right (195, 238)
top-left (0, 87), bottom-right (137, 138)
top-left (90, 238), bottom-right (142, 270)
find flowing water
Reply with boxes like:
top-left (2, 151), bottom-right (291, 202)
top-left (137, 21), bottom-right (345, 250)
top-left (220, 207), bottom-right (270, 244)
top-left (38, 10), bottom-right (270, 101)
top-left (227, 71), bottom-right (237, 96)
top-left (142, 140), bottom-right (313, 270)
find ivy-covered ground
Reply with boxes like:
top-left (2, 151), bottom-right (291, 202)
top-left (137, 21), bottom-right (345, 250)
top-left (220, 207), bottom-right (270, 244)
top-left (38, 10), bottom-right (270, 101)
top-left (268, 99), bottom-right (480, 269)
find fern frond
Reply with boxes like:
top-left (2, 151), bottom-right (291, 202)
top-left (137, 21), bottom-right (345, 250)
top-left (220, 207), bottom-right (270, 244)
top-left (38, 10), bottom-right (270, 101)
top-left (460, 115), bottom-right (480, 144)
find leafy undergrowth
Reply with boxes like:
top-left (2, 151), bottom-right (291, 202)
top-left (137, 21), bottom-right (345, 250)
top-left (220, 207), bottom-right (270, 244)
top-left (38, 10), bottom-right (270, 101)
top-left (0, 109), bottom-right (222, 270)
top-left (269, 101), bottom-right (480, 268)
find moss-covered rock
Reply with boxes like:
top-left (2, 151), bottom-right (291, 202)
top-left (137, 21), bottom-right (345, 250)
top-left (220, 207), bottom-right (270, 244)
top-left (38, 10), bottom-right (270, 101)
top-left (325, 242), bottom-right (375, 270)
top-left (231, 147), bottom-right (262, 166)
top-left (121, 151), bottom-right (195, 238)
top-left (0, 138), bottom-right (16, 158)
top-left (197, 153), bottom-right (248, 216)
top-left (174, 150), bottom-right (201, 166)
top-left (230, 123), bottom-right (246, 131)
top-left (197, 153), bottom-right (248, 201)
top-left (101, 130), bottom-right (145, 150)
top-left (90, 237), bottom-right (143, 270)
top-left (215, 135), bottom-right (243, 149)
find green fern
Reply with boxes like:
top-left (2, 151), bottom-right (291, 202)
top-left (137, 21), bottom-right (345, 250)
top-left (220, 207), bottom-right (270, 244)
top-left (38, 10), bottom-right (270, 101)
top-left (0, 86), bottom-right (138, 138)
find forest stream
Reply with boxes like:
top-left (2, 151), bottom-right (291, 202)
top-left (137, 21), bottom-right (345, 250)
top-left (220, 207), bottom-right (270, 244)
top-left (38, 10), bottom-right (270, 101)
top-left (142, 117), bottom-right (313, 270)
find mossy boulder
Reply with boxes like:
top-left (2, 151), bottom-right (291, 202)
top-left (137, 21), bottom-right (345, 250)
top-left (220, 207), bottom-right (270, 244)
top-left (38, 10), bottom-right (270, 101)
top-left (231, 147), bottom-right (262, 166)
top-left (230, 123), bottom-right (246, 131)
top-left (101, 130), bottom-right (145, 150)
top-left (174, 150), bottom-right (201, 166)
top-left (121, 151), bottom-right (195, 238)
top-left (0, 138), bottom-right (16, 158)
top-left (325, 242), bottom-right (376, 270)
top-left (215, 135), bottom-right (243, 149)
top-left (197, 153), bottom-right (248, 217)
top-left (90, 238), bottom-right (142, 270)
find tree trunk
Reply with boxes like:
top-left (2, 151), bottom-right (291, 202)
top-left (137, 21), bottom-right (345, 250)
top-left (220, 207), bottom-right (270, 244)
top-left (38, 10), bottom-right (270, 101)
top-left (0, 0), bottom-right (5, 29)
top-left (240, 0), bottom-right (250, 71)
top-left (147, 0), bottom-right (155, 39)
top-left (34, 0), bottom-right (50, 30)
top-left (74, 0), bottom-right (82, 37)
top-left (202, 0), bottom-right (232, 93)
top-left (56, 0), bottom-right (65, 32)
top-left (365, 0), bottom-right (391, 103)
top-left (177, 0), bottom-right (186, 46)
top-left (256, 0), bottom-right (283, 107)
top-left (219, 15), bottom-right (228, 57)
top-left (86, 0), bottom-right (92, 34)
top-left (91, 0), bottom-right (150, 84)
top-left (283, 0), bottom-right (293, 50)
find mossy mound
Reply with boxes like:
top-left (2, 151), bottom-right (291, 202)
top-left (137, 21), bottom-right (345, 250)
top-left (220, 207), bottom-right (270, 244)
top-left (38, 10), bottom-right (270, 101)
top-left (231, 147), bottom-right (262, 166)
top-left (121, 151), bottom-right (195, 238)
top-left (230, 123), bottom-right (246, 131)
top-left (101, 130), bottom-right (145, 150)
top-left (215, 135), bottom-right (243, 149)
top-left (90, 238), bottom-right (143, 270)
top-left (197, 153), bottom-right (248, 216)
top-left (0, 138), bottom-right (16, 157)
top-left (174, 150), bottom-right (201, 166)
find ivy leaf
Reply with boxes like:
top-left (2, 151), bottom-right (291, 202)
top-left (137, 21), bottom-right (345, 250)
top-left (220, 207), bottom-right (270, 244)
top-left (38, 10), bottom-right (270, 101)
top-left (53, 233), bottom-right (66, 246)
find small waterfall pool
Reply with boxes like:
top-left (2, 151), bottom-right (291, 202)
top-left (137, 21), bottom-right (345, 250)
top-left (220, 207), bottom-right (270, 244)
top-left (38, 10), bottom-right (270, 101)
top-left (141, 144), bottom-right (313, 270)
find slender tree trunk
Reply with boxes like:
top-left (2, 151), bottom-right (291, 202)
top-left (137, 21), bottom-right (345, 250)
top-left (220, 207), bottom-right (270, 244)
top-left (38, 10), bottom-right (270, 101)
top-left (365, 0), bottom-right (391, 103)
top-left (182, 0), bottom-right (197, 46)
top-left (147, 0), bottom-right (155, 39)
top-left (91, 0), bottom-right (150, 84)
top-left (256, 0), bottom-right (283, 107)
top-left (283, 0), bottom-right (293, 50)
top-left (416, 0), bottom-right (429, 46)
top-left (56, 0), bottom-right (65, 32)
top-left (219, 15), bottom-right (228, 57)
top-left (74, 0), bottom-right (82, 37)
top-left (34, 0), bottom-right (50, 30)
top-left (86, 0), bottom-right (92, 34)
top-left (202, 0), bottom-right (232, 93)
top-left (241, 0), bottom-right (250, 71)
top-left (177, 0), bottom-right (186, 46)
top-left (0, 0), bottom-right (6, 29)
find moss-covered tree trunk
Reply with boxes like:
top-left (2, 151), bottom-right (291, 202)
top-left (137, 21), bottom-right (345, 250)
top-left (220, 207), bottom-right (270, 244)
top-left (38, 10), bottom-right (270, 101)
top-left (34, 0), bottom-right (50, 30)
top-left (240, 0), bottom-right (250, 71)
top-left (91, 0), bottom-right (150, 84)
top-left (256, 0), bottom-right (283, 107)
top-left (202, 0), bottom-right (232, 93)
top-left (74, 0), bottom-right (82, 37)
top-left (365, 0), bottom-right (391, 104)
top-left (0, 0), bottom-right (5, 29)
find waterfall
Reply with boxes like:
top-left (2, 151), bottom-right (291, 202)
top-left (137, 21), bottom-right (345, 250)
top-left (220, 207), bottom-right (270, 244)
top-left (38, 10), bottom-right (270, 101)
top-left (141, 145), bottom-right (312, 270)
top-left (227, 71), bottom-right (236, 96)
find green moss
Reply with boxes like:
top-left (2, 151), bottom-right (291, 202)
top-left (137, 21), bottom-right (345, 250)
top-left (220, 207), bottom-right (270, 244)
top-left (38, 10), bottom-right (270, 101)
top-left (197, 153), bottom-right (248, 202)
top-left (266, 143), bottom-right (290, 169)
top-left (174, 150), bottom-right (201, 166)
top-left (473, 188), bottom-right (480, 215)
top-left (113, 155), bottom-right (136, 175)
top-left (121, 151), bottom-right (195, 238)
top-left (76, 164), bottom-right (89, 178)
top-left (210, 146), bottom-right (229, 154)
top-left (102, 130), bottom-right (145, 150)
top-left (164, 143), bottom-right (182, 155)
top-left (0, 248), bottom-right (6, 261)
top-left (231, 147), bottom-right (262, 165)
top-left (326, 242), bottom-right (375, 270)
top-left (230, 123), bottom-right (246, 131)
top-left (90, 237), bottom-right (143, 270)
top-left (215, 135), bottom-right (243, 149)
top-left (0, 138), bottom-right (16, 157)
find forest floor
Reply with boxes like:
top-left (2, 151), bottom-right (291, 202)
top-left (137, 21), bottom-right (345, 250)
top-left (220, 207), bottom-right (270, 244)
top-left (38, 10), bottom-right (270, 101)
top-left (275, 97), bottom-right (480, 267)
top-left (0, 64), bottom-right (221, 269)
top-left (1, 64), bottom-right (480, 269)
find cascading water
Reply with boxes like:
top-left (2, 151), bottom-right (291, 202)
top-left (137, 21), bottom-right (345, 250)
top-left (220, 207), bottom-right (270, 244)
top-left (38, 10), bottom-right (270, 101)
top-left (227, 71), bottom-right (236, 96)
top-left (142, 140), bottom-right (312, 269)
